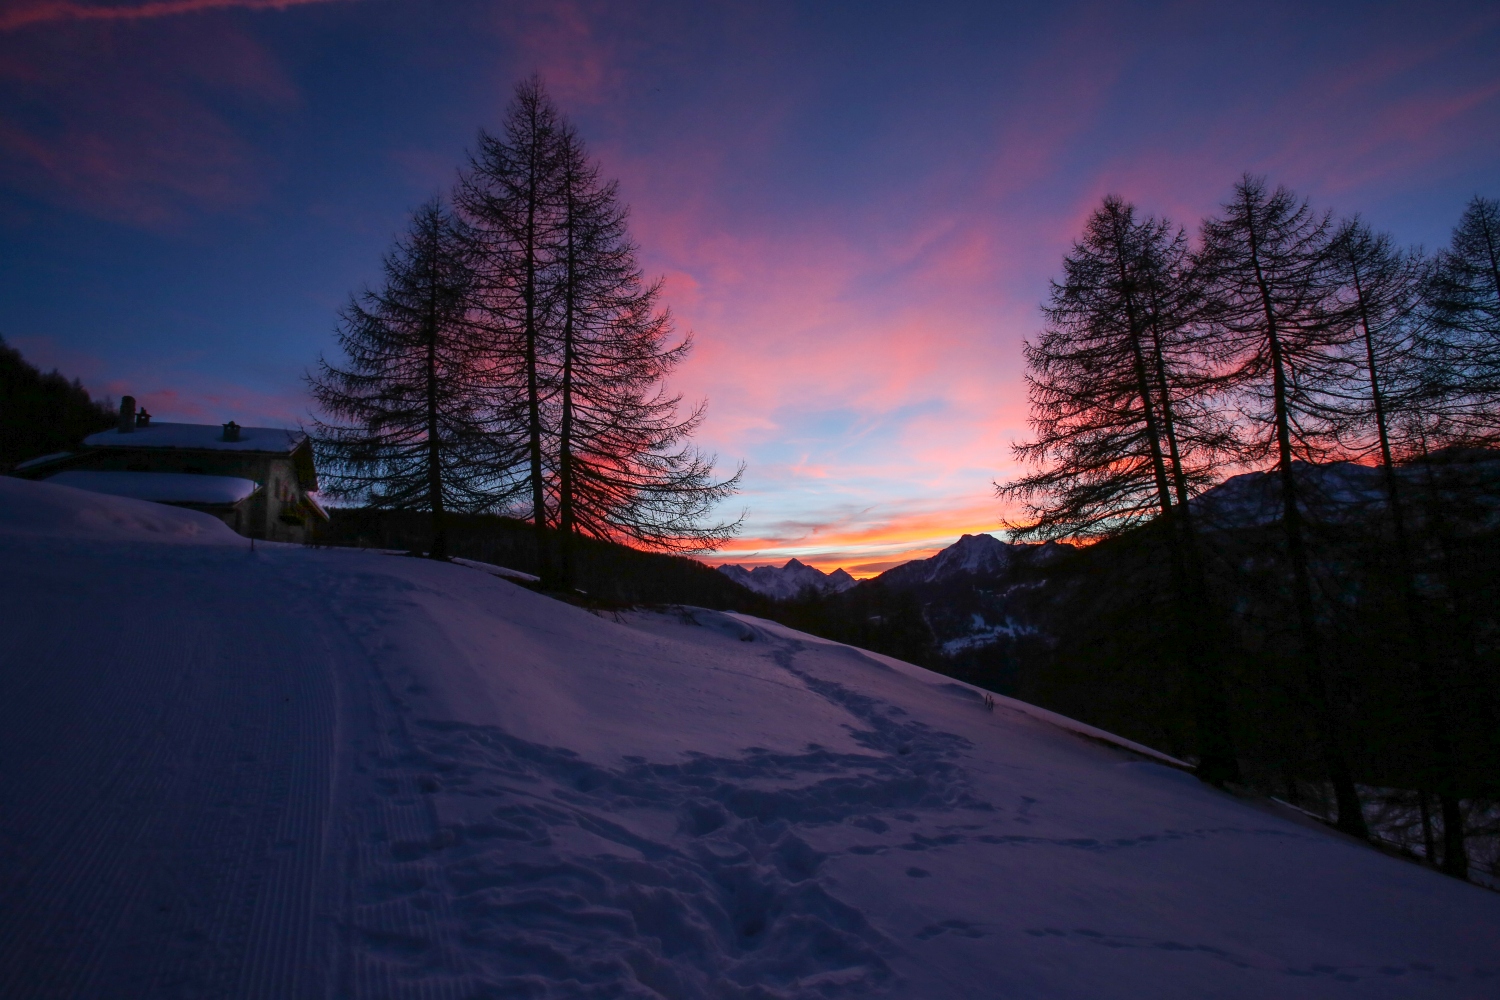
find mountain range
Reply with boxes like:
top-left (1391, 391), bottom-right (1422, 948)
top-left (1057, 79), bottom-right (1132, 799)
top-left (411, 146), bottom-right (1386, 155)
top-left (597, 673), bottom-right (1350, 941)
top-left (877, 532), bottom-right (1068, 589)
top-left (724, 451), bottom-right (1500, 664)
top-left (716, 557), bottom-right (857, 600)
top-left (718, 534), bottom-right (1067, 603)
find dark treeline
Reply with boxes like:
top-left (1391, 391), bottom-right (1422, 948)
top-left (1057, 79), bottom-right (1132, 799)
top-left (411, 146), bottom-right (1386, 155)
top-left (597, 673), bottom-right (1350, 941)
top-left (774, 581), bottom-right (940, 673)
top-left (314, 507), bottom-right (766, 611)
top-left (0, 337), bottom-right (115, 471)
top-left (998, 177), bottom-right (1500, 877)
top-left (310, 77), bottom-right (741, 583)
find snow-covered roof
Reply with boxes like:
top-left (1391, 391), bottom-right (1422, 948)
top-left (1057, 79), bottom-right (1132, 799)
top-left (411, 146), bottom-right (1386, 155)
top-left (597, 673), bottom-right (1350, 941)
top-left (83, 422), bottom-right (307, 454)
top-left (12, 450), bottom-right (73, 471)
top-left (45, 470), bottom-right (260, 505)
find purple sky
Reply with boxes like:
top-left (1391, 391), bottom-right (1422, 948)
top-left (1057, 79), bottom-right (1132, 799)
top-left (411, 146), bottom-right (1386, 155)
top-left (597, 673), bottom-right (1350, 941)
top-left (3, 0), bottom-right (1497, 573)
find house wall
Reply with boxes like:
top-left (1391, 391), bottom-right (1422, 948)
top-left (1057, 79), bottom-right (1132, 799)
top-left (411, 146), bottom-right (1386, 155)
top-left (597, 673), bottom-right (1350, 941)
top-left (35, 447), bottom-right (320, 544)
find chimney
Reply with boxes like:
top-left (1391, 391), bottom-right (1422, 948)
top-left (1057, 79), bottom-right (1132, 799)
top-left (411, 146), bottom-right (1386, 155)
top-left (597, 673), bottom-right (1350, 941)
top-left (117, 396), bottom-right (136, 433)
top-left (221, 420), bottom-right (241, 442)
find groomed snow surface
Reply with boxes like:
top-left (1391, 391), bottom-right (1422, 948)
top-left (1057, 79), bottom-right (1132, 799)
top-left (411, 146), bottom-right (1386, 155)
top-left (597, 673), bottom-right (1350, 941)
top-left (2, 477), bottom-right (1497, 1000)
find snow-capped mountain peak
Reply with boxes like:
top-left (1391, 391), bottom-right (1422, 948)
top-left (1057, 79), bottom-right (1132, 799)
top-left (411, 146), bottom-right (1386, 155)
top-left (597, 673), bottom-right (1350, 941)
top-left (879, 533), bottom-right (1013, 588)
top-left (878, 533), bottom-right (1071, 590)
top-left (717, 558), bottom-right (858, 600)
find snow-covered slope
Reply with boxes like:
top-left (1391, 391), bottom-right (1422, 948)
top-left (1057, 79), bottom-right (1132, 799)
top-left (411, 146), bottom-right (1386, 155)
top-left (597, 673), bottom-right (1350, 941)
top-left (2, 476), bottom-right (1498, 999)
top-left (718, 557), bottom-right (857, 600)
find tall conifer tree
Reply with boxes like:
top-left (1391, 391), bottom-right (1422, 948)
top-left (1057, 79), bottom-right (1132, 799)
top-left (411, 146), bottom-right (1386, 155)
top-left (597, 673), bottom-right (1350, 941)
top-left (1327, 219), bottom-right (1475, 871)
top-left (549, 121), bottom-right (741, 578)
top-left (458, 78), bottom-right (740, 583)
top-left (457, 76), bottom-right (565, 576)
top-left (1001, 196), bottom-right (1238, 782)
top-left (1197, 176), bottom-right (1369, 836)
top-left (309, 199), bottom-right (496, 560)
top-left (1423, 196), bottom-right (1500, 445)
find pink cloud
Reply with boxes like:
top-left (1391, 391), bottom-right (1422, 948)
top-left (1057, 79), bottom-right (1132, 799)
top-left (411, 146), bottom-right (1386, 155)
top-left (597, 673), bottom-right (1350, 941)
top-left (0, 0), bottom-right (348, 33)
top-left (9, 0), bottom-right (1493, 578)
top-left (0, 100), bottom-right (264, 226)
top-left (1066, 15), bottom-right (1500, 231)
top-left (485, 0), bottom-right (634, 109)
top-left (0, 12), bottom-right (301, 224)
top-left (467, 2), bottom-right (1496, 575)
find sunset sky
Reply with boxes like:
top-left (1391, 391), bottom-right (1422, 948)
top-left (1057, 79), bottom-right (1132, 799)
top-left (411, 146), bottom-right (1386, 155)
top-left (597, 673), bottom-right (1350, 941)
top-left (2, 0), bottom-right (1497, 575)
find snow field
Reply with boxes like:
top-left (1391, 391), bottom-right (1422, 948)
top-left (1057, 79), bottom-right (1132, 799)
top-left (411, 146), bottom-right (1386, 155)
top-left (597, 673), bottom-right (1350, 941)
top-left (1, 477), bottom-right (1498, 998)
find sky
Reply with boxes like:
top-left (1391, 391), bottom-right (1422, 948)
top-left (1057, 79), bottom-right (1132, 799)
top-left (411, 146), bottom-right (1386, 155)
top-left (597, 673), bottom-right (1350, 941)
top-left (2, 0), bottom-right (1497, 576)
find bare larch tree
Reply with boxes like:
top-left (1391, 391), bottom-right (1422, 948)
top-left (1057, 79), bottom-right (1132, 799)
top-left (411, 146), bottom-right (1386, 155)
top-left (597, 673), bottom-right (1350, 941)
top-left (309, 199), bottom-right (496, 560)
top-left (457, 75), bottom-right (566, 577)
top-left (1000, 195), bottom-right (1239, 783)
top-left (1197, 176), bottom-right (1369, 837)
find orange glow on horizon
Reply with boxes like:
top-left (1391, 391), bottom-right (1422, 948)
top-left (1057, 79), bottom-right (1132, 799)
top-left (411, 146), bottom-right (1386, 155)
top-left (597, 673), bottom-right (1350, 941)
top-left (706, 497), bottom-right (1011, 578)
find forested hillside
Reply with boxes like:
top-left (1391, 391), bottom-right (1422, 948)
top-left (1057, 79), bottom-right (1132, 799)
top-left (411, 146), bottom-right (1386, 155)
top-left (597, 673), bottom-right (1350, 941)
top-left (0, 338), bottom-right (113, 471)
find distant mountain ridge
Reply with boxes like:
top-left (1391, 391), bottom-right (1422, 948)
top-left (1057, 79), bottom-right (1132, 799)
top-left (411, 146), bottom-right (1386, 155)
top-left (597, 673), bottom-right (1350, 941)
top-left (876, 533), bottom-right (1067, 589)
top-left (870, 452), bottom-right (1500, 661)
top-left (716, 558), bottom-right (857, 600)
top-left (866, 533), bottom-right (1070, 666)
top-left (1190, 452), bottom-right (1500, 529)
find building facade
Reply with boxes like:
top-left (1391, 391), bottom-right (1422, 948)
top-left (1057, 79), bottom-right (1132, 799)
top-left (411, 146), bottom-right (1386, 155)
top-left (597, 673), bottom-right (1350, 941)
top-left (14, 405), bottom-right (326, 543)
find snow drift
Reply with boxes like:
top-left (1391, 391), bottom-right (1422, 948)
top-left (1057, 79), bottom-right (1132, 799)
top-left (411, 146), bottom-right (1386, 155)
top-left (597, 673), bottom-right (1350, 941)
top-left (1, 477), bottom-right (1498, 999)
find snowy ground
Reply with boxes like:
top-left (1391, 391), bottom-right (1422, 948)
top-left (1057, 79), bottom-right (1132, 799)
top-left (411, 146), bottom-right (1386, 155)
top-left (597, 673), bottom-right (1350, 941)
top-left (2, 477), bottom-right (1498, 999)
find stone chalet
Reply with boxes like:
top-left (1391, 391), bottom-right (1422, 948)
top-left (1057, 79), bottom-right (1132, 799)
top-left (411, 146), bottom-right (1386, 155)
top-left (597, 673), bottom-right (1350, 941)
top-left (14, 397), bottom-right (327, 543)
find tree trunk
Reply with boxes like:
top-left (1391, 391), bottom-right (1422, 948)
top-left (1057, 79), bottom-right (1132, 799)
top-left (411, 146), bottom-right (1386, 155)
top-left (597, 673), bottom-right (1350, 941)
top-left (1410, 445), bottom-right (1483, 879)
top-left (1418, 789), bottom-right (1437, 867)
top-left (1146, 294), bottom-right (1239, 784)
top-left (1351, 259), bottom-right (1463, 861)
top-left (1245, 205), bottom-right (1367, 838)
top-left (557, 167), bottom-right (577, 589)
top-left (1440, 796), bottom-right (1468, 879)
top-left (424, 242), bottom-right (447, 562)
top-left (522, 121), bottom-right (550, 584)
top-left (1111, 224), bottom-right (1238, 785)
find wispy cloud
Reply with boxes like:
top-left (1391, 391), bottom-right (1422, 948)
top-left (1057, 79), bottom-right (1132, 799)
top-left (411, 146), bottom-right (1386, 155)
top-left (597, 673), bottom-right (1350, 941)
top-left (712, 495), bottom-right (1011, 577)
top-left (0, 1), bottom-right (306, 224)
top-left (4, 0), bottom-right (1495, 580)
top-left (0, 0), bottom-right (347, 32)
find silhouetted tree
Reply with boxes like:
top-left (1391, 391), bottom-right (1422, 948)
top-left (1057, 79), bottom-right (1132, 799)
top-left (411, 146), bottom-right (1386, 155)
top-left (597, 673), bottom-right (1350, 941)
top-left (549, 121), bottom-right (741, 579)
top-left (1422, 196), bottom-right (1500, 445)
top-left (1000, 195), bottom-right (1238, 782)
top-left (309, 199), bottom-right (500, 560)
top-left (1002, 198), bottom-right (1227, 540)
top-left (457, 75), bottom-right (565, 576)
top-left (1197, 175), bottom-right (1369, 836)
top-left (1327, 218), bottom-right (1471, 872)
top-left (459, 78), bottom-right (741, 585)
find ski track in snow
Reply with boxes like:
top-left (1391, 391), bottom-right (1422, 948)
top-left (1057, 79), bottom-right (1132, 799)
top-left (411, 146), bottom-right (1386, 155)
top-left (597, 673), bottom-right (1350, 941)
top-left (0, 539), bottom-right (341, 999)
top-left (3, 481), bottom-right (1500, 999)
